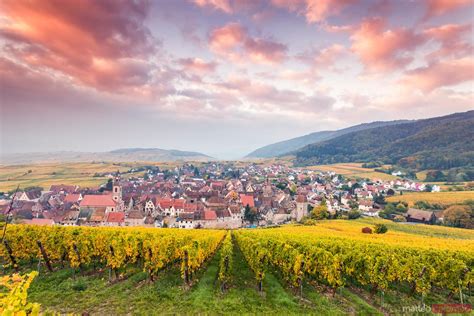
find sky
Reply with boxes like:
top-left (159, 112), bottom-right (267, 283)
top-left (0, 0), bottom-right (473, 159)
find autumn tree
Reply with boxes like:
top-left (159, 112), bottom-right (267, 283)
top-left (244, 204), bottom-right (258, 224)
top-left (311, 199), bottom-right (329, 220)
top-left (444, 205), bottom-right (473, 229)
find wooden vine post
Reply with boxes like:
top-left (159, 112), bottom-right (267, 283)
top-left (36, 240), bottom-right (53, 272)
top-left (184, 250), bottom-right (190, 284)
top-left (298, 260), bottom-right (305, 297)
top-left (258, 255), bottom-right (264, 292)
top-left (73, 243), bottom-right (81, 270)
top-left (109, 245), bottom-right (116, 281)
top-left (148, 248), bottom-right (154, 281)
top-left (60, 250), bottom-right (67, 268)
top-left (3, 239), bottom-right (18, 272)
top-left (258, 272), bottom-right (263, 292)
top-left (410, 266), bottom-right (426, 295)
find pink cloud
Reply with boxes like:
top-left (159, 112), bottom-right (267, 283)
top-left (299, 44), bottom-right (346, 69)
top-left (350, 17), bottom-right (426, 72)
top-left (0, 0), bottom-right (157, 92)
top-left (244, 37), bottom-right (287, 64)
top-left (178, 58), bottom-right (218, 74)
top-left (208, 22), bottom-right (287, 64)
top-left (321, 23), bottom-right (353, 33)
top-left (216, 76), bottom-right (334, 113)
top-left (424, 24), bottom-right (472, 61)
top-left (424, 0), bottom-right (472, 19)
top-left (191, 0), bottom-right (269, 16)
top-left (209, 23), bottom-right (246, 52)
top-left (271, 0), bottom-right (355, 23)
top-left (192, 0), bottom-right (233, 13)
top-left (399, 57), bottom-right (474, 92)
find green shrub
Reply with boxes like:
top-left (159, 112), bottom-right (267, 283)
top-left (374, 224), bottom-right (388, 234)
top-left (301, 218), bottom-right (318, 225)
top-left (347, 210), bottom-right (361, 219)
top-left (72, 280), bottom-right (87, 291)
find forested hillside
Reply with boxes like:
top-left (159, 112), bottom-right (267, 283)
top-left (246, 120), bottom-right (410, 158)
top-left (294, 111), bottom-right (474, 171)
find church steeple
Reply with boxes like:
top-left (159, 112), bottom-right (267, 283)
top-left (112, 178), bottom-right (122, 203)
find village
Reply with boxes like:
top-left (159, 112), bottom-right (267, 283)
top-left (0, 163), bottom-right (441, 229)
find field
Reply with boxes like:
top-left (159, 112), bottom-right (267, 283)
top-left (307, 163), bottom-right (397, 180)
top-left (0, 161), bottom-right (190, 192)
top-left (0, 161), bottom-right (397, 193)
top-left (2, 219), bottom-right (472, 315)
top-left (386, 191), bottom-right (474, 207)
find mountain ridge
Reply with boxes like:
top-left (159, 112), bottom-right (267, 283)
top-left (294, 110), bottom-right (474, 171)
top-left (0, 148), bottom-right (213, 165)
top-left (246, 120), bottom-right (412, 158)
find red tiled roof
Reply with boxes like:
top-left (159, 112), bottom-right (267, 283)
top-left (80, 195), bottom-right (116, 207)
top-left (157, 198), bottom-right (172, 209)
top-left (157, 198), bottom-right (185, 209)
top-left (203, 210), bottom-right (217, 220)
top-left (184, 203), bottom-right (197, 212)
top-left (240, 194), bottom-right (254, 208)
top-left (50, 184), bottom-right (77, 194)
top-left (173, 199), bottom-right (185, 208)
top-left (296, 195), bottom-right (307, 203)
top-left (23, 218), bottom-right (55, 226)
top-left (64, 194), bottom-right (81, 203)
top-left (107, 212), bottom-right (125, 223)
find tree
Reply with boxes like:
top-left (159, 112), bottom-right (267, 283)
top-left (396, 203), bottom-right (407, 213)
top-left (443, 205), bottom-right (473, 228)
top-left (425, 170), bottom-right (446, 182)
top-left (373, 194), bottom-right (386, 205)
top-left (348, 209), bottom-right (361, 219)
top-left (393, 215), bottom-right (406, 222)
top-left (289, 184), bottom-right (297, 196)
top-left (244, 204), bottom-right (258, 224)
top-left (105, 179), bottom-right (113, 191)
top-left (348, 200), bottom-right (359, 210)
top-left (374, 223), bottom-right (388, 234)
top-left (311, 200), bottom-right (329, 220)
top-left (379, 203), bottom-right (397, 219)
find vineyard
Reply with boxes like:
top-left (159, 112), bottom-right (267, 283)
top-left (1, 221), bottom-right (473, 314)
top-left (386, 191), bottom-right (474, 207)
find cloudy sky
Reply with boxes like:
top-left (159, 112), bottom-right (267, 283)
top-left (0, 0), bottom-right (473, 159)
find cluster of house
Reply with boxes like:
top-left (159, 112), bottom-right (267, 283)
top-left (0, 163), bottom-right (441, 228)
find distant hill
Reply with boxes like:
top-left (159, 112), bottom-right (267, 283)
top-left (294, 111), bottom-right (474, 170)
top-left (0, 148), bottom-right (213, 165)
top-left (245, 120), bottom-right (411, 158)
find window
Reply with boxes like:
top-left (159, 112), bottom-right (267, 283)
top-left (114, 187), bottom-right (118, 193)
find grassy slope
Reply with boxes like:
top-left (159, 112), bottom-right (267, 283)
top-left (307, 163), bottom-right (397, 180)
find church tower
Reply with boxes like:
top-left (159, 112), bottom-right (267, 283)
top-left (112, 179), bottom-right (122, 203)
top-left (295, 195), bottom-right (308, 222)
